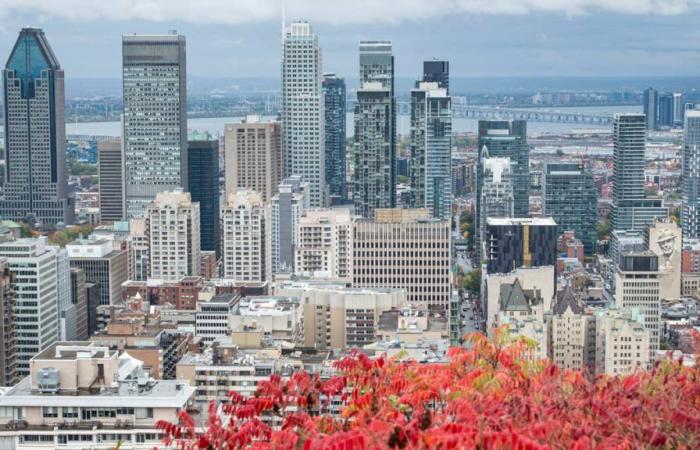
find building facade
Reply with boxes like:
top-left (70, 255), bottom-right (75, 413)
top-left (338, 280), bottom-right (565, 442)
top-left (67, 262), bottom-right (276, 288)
top-left (271, 176), bottom-right (309, 276)
top-left (353, 209), bottom-right (451, 309)
top-left (543, 162), bottom-right (598, 254)
top-left (479, 157), bottom-right (514, 251)
top-left (122, 33), bottom-right (187, 218)
top-left (282, 22), bottom-right (325, 207)
top-left (97, 139), bottom-right (126, 222)
top-left (0, 260), bottom-right (17, 386)
top-left (66, 238), bottom-right (128, 306)
top-left (323, 74), bottom-right (347, 204)
top-left (224, 116), bottom-right (282, 203)
top-left (1, 28), bottom-right (72, 225)
top-left (353, 82), bottom-right (395, 218)
top-left (146, 190), bottom-right (201, 281)
top-left (682, 111), bottom-right (700, 239)
top-left (294, 208), bottom-right (353, 281)
top-left (643, 87), bottom-right (658, 130)
top-left (483, 217), bottom-right (558, 275)
top-left (409, 82), bottom-right (452, 220)
top-left (422, 60), bottom-right (449, 93)
top-left (221, 190), bottom-right (267, 283)
top-left (187, 139), bottom-right (220, 257)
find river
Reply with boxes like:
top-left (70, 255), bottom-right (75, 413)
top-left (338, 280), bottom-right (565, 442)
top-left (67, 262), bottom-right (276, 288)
top-left (61, 105), bottom-right (640, 138)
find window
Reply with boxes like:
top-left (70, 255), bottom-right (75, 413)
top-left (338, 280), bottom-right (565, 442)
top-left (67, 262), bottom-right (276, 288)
top-left (62, 407), bottom-right (78, 418)
top-left (42, 406), bottom-right (58, 418)
top-left (136, 407), bottom-right (153, 419)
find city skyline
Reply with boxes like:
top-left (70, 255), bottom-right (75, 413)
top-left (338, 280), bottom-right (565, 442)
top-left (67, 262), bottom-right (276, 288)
top-left (2, 2), bottom-right (700, 80)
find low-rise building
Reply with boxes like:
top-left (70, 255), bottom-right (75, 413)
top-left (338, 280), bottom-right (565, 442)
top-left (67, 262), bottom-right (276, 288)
top-left (595, 309), bottom-right (651, 376)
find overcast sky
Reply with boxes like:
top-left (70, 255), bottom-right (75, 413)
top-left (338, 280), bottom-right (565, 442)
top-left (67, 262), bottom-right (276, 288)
top-left (1, 0), bottom-right (700, 79)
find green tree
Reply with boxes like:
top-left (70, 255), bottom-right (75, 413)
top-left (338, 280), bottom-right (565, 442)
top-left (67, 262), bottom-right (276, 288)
top-left (596, 219), bottom-right (611, 241)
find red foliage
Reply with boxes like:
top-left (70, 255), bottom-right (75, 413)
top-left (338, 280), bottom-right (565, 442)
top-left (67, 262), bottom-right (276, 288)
top-left (158, 330), bottom-right (700, 449)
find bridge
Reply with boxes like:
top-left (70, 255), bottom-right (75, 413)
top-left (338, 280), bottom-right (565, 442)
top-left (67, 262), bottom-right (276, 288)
top-left (348, 100), bottom-right (614, 125)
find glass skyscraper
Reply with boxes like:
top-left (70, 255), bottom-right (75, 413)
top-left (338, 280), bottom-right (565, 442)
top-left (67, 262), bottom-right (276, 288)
top-left (643, 87), bottom-right (658, 130)
top-left (682, 111), bottom-right (700, 239)
top-left (1, 28), bottom-right (73, 225)
top-left (187, 140), bottom-right (220, 257)
top-left (322, 73), bottom-right (346, 204)
top-left (410, 82), bottom-right (452, 219)
top-left (543, 162), bottom-right (598, 254)
top-left (282, 22), bottom-right (326, 208)
top-left (423, 60), bottom-right (449, 93)
top-left (122, 32), bottom-right (187, 218)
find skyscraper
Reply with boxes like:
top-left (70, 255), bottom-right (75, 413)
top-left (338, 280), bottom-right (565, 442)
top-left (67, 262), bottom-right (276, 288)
top-left (66, 238), bottom-right (129, 306)
top-left (543, 162), bottom-right (598, 254)
top-left (611, 114), bottom-right (668, 231)
top-left (682, 110), bottom-right (700, 238)
top-left (97, 139), bottom-right (125, 222)
top-left (1, 28), bottom-right (73, 225)
top-left (422, 59), bottom-right (449, 93)
top-left (673, 92), bottom-right (684, 127)
top-left (409, 82), bottom-right (452, 219)
top-left (220, 190), bottom-right (267, 282)
top-left (322, 73), bottom-right (347, 204)
top-left (224, 116), bottom-right (282, 203)
top-left (658, 93), bottom-right (674, 128)
top-left (271, 176), bottom-right (309, 276)
top-left (122, 32), bottom-right (187, 218)
top-left (483, 217), bottom-right (558, 275)
top-left (353, 82), bottom-right (394, 218)
top-left (479, 157), bottom-right (514, 253)
top-left (188, 140), bottom-right (220, 257)
top-left (476, 121), bottom-right (529, 255)
top-left (643, 87), bottom-right (658, 130)
top-left (282, 22), bottom-right (325, 207)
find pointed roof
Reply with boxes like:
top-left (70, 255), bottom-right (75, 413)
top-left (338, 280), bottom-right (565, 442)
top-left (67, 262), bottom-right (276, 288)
top-left (480, 145), bottom-right (490, 159)
top-left (553, 287), bottom-right (585, 315)
top-left (499, 278), bottom-right (542, 312)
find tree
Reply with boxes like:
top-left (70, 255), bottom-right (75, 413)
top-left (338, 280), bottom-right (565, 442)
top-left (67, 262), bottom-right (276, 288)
top-left (596, 219), bottom-right (611, 241)
top-left (155, 329), bottom-right (700, 449)
top-left (461, 268), bottom-right (481, 295)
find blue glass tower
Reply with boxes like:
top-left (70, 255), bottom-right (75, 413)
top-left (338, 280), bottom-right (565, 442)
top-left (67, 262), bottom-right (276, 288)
top-left (1, 28), bottom-right (72, 225)
top-left (187, 140), bottom-right (220, 258)
top-left (322, 73), bottom-right (346, 204)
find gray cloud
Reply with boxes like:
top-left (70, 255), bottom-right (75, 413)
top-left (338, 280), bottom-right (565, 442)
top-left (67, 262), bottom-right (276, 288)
top-left (0, 0), bottom-right (698, 25)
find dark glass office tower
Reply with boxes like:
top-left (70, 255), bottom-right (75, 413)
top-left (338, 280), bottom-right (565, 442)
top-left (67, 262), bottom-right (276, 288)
top-left (1, 28), bottom-right (73, 225)
top-left (423, 60), bottom-right (449, 93)
top-left (322, 73), bottom-right (346, 204)
top-left (483, 218), bottom-right (558, 275)
top-left (658, 94), bottom-right (674, 128)
top-left (543, 162), bottom-right (598, 254)
top-left (475, 120), bottom-right (529, 255)
top-left (187, 140), bottom-right (220, 257)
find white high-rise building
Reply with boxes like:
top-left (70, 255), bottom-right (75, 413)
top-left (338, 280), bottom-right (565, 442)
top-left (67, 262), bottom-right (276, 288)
top-left (271, 176), bottom-right (310, 277)
top-left (295, 208), bottom-right (354, 281)
top-left (595, 308), bottom-right (651, 375)
top-left (146, 190), bottom-right (200, 281)
top-left (682, 110), bottom-right (700, 239)
top-left (126, 218), bottom-right (149, 281)
top-left (0, 238), bottom-right (60, 376)
top-left (122, 32), bottom-right (187, 218)
top-left (479, 156), bottom-right (514, 249)
top-left (614, 251), bottom-right (661, 352)
top-left (221, 190), bottom-right (267, 283)
top-left (282, 21), bottom-right (325, 207)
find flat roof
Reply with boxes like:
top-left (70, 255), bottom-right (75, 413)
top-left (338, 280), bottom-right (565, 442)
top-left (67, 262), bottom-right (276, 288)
top-left (487, 217), bottom-right (557, 226)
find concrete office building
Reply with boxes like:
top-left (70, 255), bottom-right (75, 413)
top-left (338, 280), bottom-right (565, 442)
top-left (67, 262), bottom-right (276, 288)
top-left (294, 208), bottom-right (354, 281)
top-left (643, 87), bottom-right (658, 130)
top-left (187, 139), bottom-right (220, 257)
top-left (1, 28), bottom-right (73, 225)
top-left (353, 82), bottom-right (395, 218)
top-left (483, 217), bottom-right (558, 275)
top-left (97, 139), bottom-right (125, 222)
top-left (409, 82), bottom-right (452, 219)
top-left (221, 190), bottom-right (267, 283)
top-left (146, 190), bottom-right (201, 281)
top-left (0, 260), bottom-right (17, 386)
top-left (0, 238), bottom-right (59, 376)
top-left (282, 22), bottom-right (325, 207)
top-left (195, 294), bottom-right (240, 343)
top-left (682, 111), bottom-right (700, 239)
top-left (66, 238), bottom-right (128, 306)
top-left (543, 162), bottom-right (598, 254)
top-left (323, 74), bottom-right (347, 204)
top-left (479, 157), bottom-right (514, 250)
top-left (595, 308), bottom-right (651, 375)
top-left (224, 116), bottom-right (282, 203)
top-left (614, 252), bottom-right (661, 352)
top-left (423, 59), bottom-right (449, 93)
top-left (122, 32), bottom-right (187, 218)
top-left (271, 176), bottom-right (309, 276)
top-left (69, 268), bottom-right (89, 341)
top-left (611, 114), bottom-right (668, 231)
top-left (276, 281), bottom-right (407, 350)
top-left (0, 342), bottom-right (195, 449)
top-left (56, 248), bottom-right (74, 341)
top-left (353, 208), bottom-right (451, 309)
